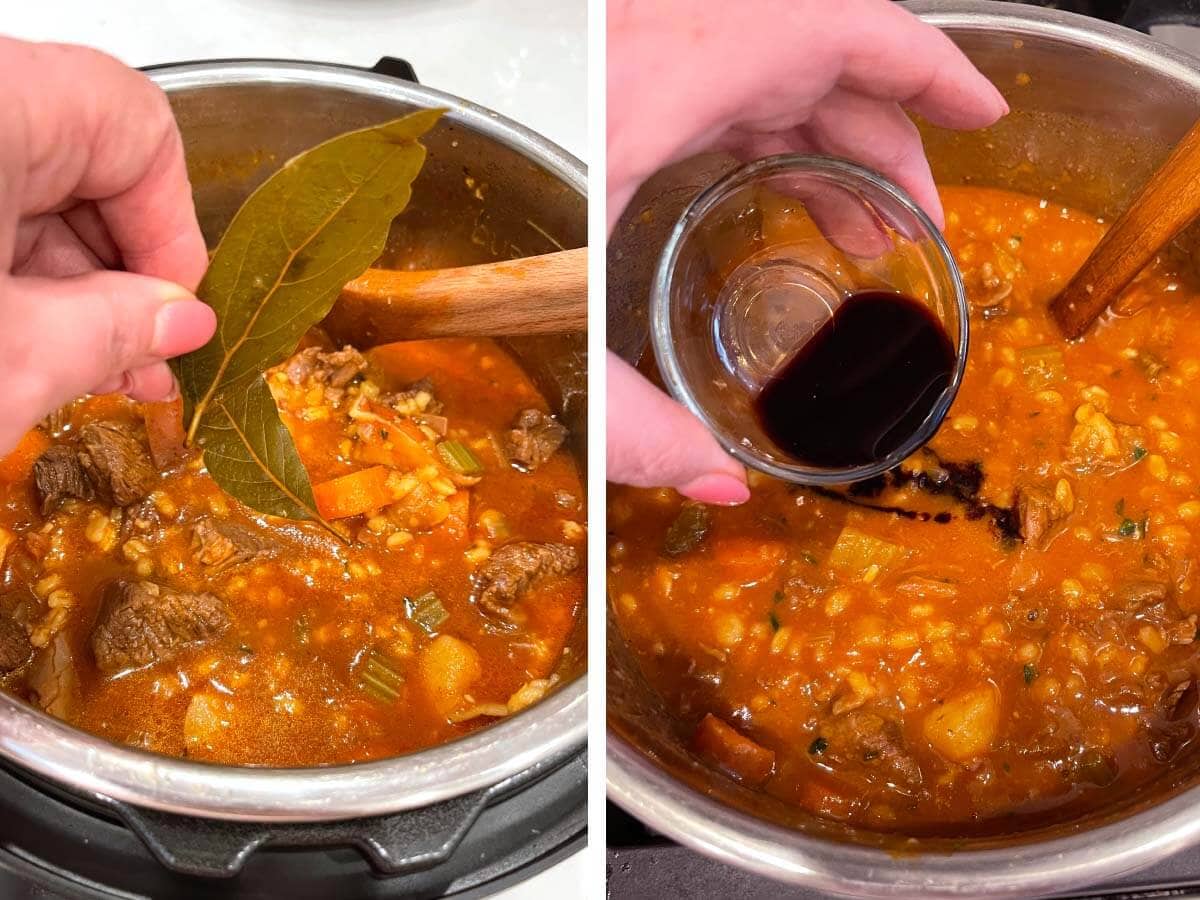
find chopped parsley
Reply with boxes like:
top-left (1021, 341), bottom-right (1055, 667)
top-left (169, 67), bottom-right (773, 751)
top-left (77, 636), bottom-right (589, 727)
top-left (808, 736), bottom-right (828, 755)
top-left (1113, 498), bottom-right (1148, 540)
top-left (1023, 663), bottom-right (1038, 684)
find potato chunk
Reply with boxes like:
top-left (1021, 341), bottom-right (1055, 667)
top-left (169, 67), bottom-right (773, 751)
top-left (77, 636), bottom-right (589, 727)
top-left (1068, 404), bottom-right (1122, 465)
top-left (922, 685), bottom-right (1000, 763)
top-left (827, 528), bottom-right (905, 580)
top-left (184, 693), bottom-right (231, 752)
top-left (419, 635), bottom-right (482, 718)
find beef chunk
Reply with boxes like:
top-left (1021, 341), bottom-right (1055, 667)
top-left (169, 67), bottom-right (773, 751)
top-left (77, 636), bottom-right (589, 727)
top-left (1117, 580), bottom-right (1170, 612)
top-left (390, 377), bottom-right (444, 416)
top-left (819, 709), bottom-right (921, 789)
top-left (91, 581), bottom-right (229, 674)
top-left (0, 616), bottom-right (31, 673)
top-left (33, 446), bottom-right (95, 514)
top-left (120, 495), bottom-right (161, 541)
top-left (191, 519), bottom-right (270, 572)
top-left (286, 346), bottom-right (367, 387)
top-left (505, 409), bottom-right (567, 472)
top-left (474, 541), bottom-right (579, 622)
top-left (1149, 680), bottom-right (1200, 763)
top-left (1020, 703), bottom-right (1083, 759)
top-left (78, 422), bottom-right (155, 507)
top-left (1016, 484), bottom-right (1064, 549)
top-left (286, 346), bottom-right (367, 404)
top-left (28, 632), bottom-right (78, 718)
top-left (1163, 679), bottom-right (1198, 720)
top-left (33, 424), bottom-right (154, 515)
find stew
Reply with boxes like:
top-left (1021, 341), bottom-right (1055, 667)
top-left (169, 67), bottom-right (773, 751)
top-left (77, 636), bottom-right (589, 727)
top-left (0, 335), bottom-right (584, 766)
top-left (608, 185), bottom-right (1200, 834)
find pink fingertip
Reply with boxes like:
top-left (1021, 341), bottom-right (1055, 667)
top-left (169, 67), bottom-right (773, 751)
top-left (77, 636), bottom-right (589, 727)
top-left (152, 298), bottom-right (216, 358)
top-left (984, 78), bottom-right (1010, 118)
top-left (679, 473), bottom-right (751, 506)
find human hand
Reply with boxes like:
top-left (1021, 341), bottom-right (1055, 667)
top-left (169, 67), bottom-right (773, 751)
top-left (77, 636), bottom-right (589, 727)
top-left (607, 0), bottom-right (1006, 502)
top-left (0, 38), bottom-right (215, 455)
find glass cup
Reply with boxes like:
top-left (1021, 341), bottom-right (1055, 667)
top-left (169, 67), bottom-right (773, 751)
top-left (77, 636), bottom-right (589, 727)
top-left (649, 155), bottom-right (969, 485)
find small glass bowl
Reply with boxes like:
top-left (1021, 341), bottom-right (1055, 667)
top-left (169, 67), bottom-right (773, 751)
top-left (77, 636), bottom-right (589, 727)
top-left (649, 154), bottom-right (969, 485)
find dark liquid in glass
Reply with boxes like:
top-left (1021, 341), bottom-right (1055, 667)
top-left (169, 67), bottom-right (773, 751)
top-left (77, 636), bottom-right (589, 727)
top-left (753, 290), bottom-right (955, 468)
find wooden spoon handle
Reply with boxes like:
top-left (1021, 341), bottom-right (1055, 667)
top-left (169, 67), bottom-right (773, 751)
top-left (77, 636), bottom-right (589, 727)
top-left (1051, 119), bottom-right (1200, 339)
top-left (324, 246), bottom-right (587, 347)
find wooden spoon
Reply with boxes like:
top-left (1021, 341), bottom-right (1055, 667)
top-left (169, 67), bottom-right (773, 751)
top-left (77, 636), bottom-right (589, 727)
top-left (1051, 119), bottom-right (1200, 339)
top-left (323, 246), bottom-right (587, 347)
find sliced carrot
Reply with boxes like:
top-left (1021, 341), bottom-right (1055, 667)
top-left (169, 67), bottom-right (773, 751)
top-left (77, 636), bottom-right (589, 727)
top-left (381, 419), bottom-right (439, 470)
top-left (142, 398), bottom-right (187, 469)
top-left (0, 429), bottom-right (51, 483)
top-left (796, 771), bottom-right (859, 822)
top-left (351, 402), bottom-right (440, 472)
top-left (313, 466), bottom-right (396, 519)
top-left (693, 713), bottom-right (776, 786)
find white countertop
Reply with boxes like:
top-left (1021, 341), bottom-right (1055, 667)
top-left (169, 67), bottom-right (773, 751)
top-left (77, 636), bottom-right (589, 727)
top-left (4, 0), bottom-right (586, 162)
top-left (1, 2), bottom-right (587, 897)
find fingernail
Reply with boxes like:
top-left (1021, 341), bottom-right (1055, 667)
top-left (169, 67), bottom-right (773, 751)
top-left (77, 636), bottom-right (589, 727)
top-left (163, 375), bottom-right (180, 403)
top-left (152, 297), bottom-right (216, 357)
top-left (679, 472), bottom-right (751, 506)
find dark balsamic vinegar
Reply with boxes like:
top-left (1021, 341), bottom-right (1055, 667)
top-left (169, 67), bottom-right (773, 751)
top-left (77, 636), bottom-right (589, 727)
top-left (753, 290), bottom-right (955, 468)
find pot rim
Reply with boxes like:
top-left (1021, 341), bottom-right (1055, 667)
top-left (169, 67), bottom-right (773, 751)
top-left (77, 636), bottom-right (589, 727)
top-left (608, 3), bottom-right (1200, 895)
top-left (0, 58), bottom-right (586, 823)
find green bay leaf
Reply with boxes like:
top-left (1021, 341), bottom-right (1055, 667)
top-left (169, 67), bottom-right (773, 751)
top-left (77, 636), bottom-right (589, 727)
top-left (198, 374), bottom-right (323, 522)
top-left (177, 107), bottom-right (443, 433)
top-left (173, 107), bottom-right (443, 522)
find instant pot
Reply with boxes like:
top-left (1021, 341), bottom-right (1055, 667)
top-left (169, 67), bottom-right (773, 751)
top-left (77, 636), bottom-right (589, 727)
top-left (0, 56), bottom-right (586, 898)
top-left (607, 2), bottom-right (1200, 896)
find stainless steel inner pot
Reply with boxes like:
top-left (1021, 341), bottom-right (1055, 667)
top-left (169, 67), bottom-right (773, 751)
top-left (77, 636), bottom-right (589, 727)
top-left (0, 60), bottom-right (586, 823)
top-left (607, 3), bottom-right (1200, 895)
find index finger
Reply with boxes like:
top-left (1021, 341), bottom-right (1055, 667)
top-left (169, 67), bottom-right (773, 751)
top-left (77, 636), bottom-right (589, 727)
top-left (0, 39), bottom-right (208, 290)
top-left (831, 1), bottom-right (1008, 129)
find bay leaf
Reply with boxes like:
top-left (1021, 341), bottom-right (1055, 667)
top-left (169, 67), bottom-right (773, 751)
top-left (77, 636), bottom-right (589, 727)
top-left (177, 107), bottom-right (444, 435)
top-left (171, 107), bottom-right (443, 524)
top-left (200, 376), bottom-right (322, 522)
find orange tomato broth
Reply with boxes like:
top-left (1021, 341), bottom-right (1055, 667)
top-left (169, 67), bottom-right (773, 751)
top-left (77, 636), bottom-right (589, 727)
top-left (609, 186), bottom-right (1200, 834)
top-left (0, 338), bottom-right (584, 766)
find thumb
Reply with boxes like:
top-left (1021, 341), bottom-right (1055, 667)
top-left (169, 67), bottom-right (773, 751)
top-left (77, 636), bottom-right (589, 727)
top-left (607, 351), bottom-right (749, 505)
top-left (0, 271), bottom-right (214, 446)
